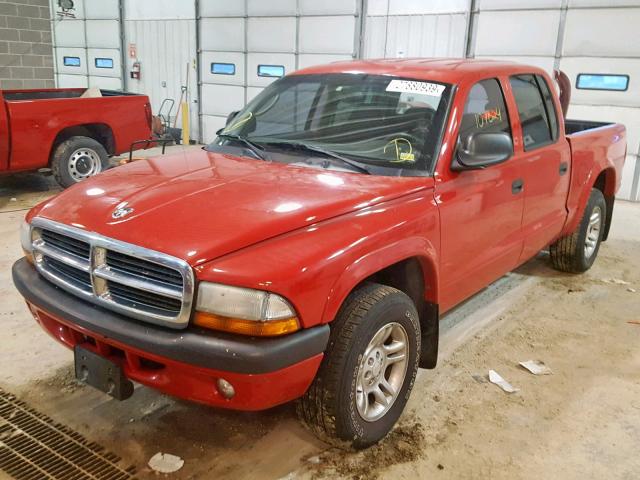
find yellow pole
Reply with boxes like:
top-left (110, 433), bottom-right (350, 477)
top-left (181, 62), bottom-right (190, 145)
top-left (181, 100), bottom-right (189, 145)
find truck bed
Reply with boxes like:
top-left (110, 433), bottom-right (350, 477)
top-left (3, 89), bottom-right (142, 102)
top-left (565, 119), bottom-right (614, 135)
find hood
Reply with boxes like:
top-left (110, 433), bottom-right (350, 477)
top-left (33, 150), bottom-right (431, 266)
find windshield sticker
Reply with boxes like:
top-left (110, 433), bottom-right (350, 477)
top-left (386, 79), bottom-right (445, 97)
top-left (475, 108), bottom-right (502, 129)
top-left (384, 138), bottom-right (415, 162)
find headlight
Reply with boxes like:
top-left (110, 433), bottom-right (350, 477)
top-left (193, 282), bottom-right (299, 336)
top-left (20, 220), bottom-right (34, 263)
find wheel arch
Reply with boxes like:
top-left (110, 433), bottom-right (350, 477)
top-left (592, 167), bottom-right (616, 241)
top-left (322, 241), bottom-right (440, 369)
top-left (48, 123), bottom-right (115, 166)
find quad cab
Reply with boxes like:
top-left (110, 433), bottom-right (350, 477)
top-left (13, 59), bottom-right (625, 447)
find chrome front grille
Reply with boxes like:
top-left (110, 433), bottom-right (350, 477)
top-left (30, 217), bottom-right (194, 329)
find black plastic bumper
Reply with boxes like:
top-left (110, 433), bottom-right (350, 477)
top-left (12, 258), bottom-right (329, 374)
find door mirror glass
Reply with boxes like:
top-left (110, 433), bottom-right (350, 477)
top-left (454, 132), bottom-right (513, 170)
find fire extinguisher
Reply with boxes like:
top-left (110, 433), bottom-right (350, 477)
top-left (130, 61), bottom-right (141, 80)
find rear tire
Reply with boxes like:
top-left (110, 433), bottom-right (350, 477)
top-left (51, 136), bottom-right (108, 188)
top-left (296, 283), bottom-right (421, 449)
top-left (550, 188), bottom-right (606, 273)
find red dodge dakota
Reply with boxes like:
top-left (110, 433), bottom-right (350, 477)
top-left (0, 88), bottom-right (152, 187)
top-left (13, 59), bottom-right (626, 447)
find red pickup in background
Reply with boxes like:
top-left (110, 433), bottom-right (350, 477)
top-left (0, 88), bottom-right (152, 187)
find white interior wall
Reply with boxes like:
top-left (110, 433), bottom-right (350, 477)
top-left (364, 0), bottom-right (470, 58)
top-left (51, 0), bottom-right (123, 90)
top-left (199, 0), bottom-right (358, 143)
top-left (123, 0), bottom-right (199, 140)
top-left (362, 0), bottom-right (639, 201)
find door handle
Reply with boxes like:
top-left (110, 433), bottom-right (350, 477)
top-left (559, 162), bottom-right (569, 176)
top-left (512, 178), bottom-right (524, 194)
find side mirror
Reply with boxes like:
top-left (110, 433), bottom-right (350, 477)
top-left (452, 132), bottom-right (513, 171)
top-left (225, 110), bottom-right (240, 126)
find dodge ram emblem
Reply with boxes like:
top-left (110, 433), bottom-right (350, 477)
top-left (112, 202), bottom-right (134, 219)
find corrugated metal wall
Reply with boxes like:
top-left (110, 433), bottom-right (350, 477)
top-left (123, 0), bottom-right (199, 140)
top-left (364, 0), bottom-right (470, 58)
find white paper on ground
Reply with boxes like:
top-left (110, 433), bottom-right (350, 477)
top-left (603, 278), bottom-right (630, 285)
top-left (519, 360), bottom-right (553, 375)
top-left (488, 370), bottom-right (519, 393)
top-left (148, 452), bottom-right (184, 473)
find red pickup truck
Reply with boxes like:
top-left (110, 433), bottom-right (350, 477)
top-left (13, 59), bottom-right (626, 448)
top-left (0, 88), bottom-right (152, 187)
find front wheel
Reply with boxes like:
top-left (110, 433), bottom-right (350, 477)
top-left (51, 136), bottom-right (109, 188)
top-left (297, 283), bottom-right (421, 448)
top-left (550, 188), bottom-right (607, 273)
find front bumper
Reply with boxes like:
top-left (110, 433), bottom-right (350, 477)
top-left (12, 258), bottom-right (329, 410)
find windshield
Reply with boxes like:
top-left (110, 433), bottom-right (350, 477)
top-left (208, 73), bottom-right (453, 173)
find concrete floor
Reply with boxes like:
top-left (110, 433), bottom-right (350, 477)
top-left (0, 156), bottom-right (638, 479)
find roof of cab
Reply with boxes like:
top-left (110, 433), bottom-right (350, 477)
top-left (292, 58), bottom-right (549, 84)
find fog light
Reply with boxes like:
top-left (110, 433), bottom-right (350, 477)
top-left (216, 378), bottom-right (235, 399)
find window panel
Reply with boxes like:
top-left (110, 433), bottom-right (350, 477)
top-left (257, 65), bottom-right (285, 78)
top-left (94, 58), bottom-right (113, 69)
top-left (63, 56), bottom-right (81, 67)
top-left (576, 74), bottom-right (628, 91)
top-left (509, 74), bottom-right (553, 150)
top-left (535, 74), bottom-right (558, 141)
top-left (459, 78), bottom-right (511, 144)
top-left (211, 62), bottom-right (236, 75)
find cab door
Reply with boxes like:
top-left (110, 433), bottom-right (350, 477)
top-left (437, 78), bottom-right (526, 312)
top-left (508, 74), bottom-right (571, 260)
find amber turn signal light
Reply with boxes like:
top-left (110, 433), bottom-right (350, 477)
top-left (23, 249), bottom-right (34, 265)
top-left (193, 312), bottom-right (300, 337)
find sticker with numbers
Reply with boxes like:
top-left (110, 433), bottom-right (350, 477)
top-left (386, 79), bottom-right (446, 97)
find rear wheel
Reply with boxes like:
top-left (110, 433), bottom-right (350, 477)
top-left (550, 188), bottom-right (606, 273)
top-left (51, 136), bottom-right (108, 188)
top-left (297, 283), bottom-right (421, 448)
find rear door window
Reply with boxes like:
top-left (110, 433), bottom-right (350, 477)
top-left (459, 78), bottom-right (511, 144)
top-left (535, 74), bottom-right (559, 141)
top-left (509, 74), bottom-right (555, 150)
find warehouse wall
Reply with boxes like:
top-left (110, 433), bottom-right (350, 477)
top-left (470, 0), bottom-right (640, 201)
top-left (50, 0), bottom-right (123, 90)
top-left (0, 0), bottom-right (54, 89)
top-left (364, 0), bottom-right (470, 58)
top-left (560, 0), bottom-right (640, 201)
top-left (123, 0), bottom-right (198, 139)
top-left (362, 0), bottom-right (640, 201)
top-left (199, 0), bottom-right (360, 141)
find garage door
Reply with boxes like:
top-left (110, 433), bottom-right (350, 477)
top-left (51, 0), bottom-right (123, 90)
top-left (363, 0), bottom-right (470, 59)
top-left (199, 0), bottom-right (361, 143)
top-left (123, 0), bottom-right (199, 141)
top-left (560, 1), bottom-right (640, 201)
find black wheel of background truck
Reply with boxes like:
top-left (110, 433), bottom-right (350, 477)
top-left (550, 188), bottom-right (607, 273)
top-left (297, 283), bottom-right (421, 449)
top-left (51, 136), bottom-right (109, 188)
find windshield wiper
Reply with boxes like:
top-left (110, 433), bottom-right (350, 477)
top-left (217, 133), bottom-right (266, 160)
top-left (263, 141), bottom-right (371, 174)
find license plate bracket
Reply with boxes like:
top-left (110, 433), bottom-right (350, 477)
top-left (74, 345), bottom-right (134, 401)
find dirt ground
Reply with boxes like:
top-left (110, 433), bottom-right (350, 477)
top-left (0, 163), bottom-right (638, 479)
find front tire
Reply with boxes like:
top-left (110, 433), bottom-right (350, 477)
top-left (51, 136), bottom-right (109, 188)
top-left (297, 283), bottom-right (421, 448)
top-left (550, 188), bottom-right (606, 273)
